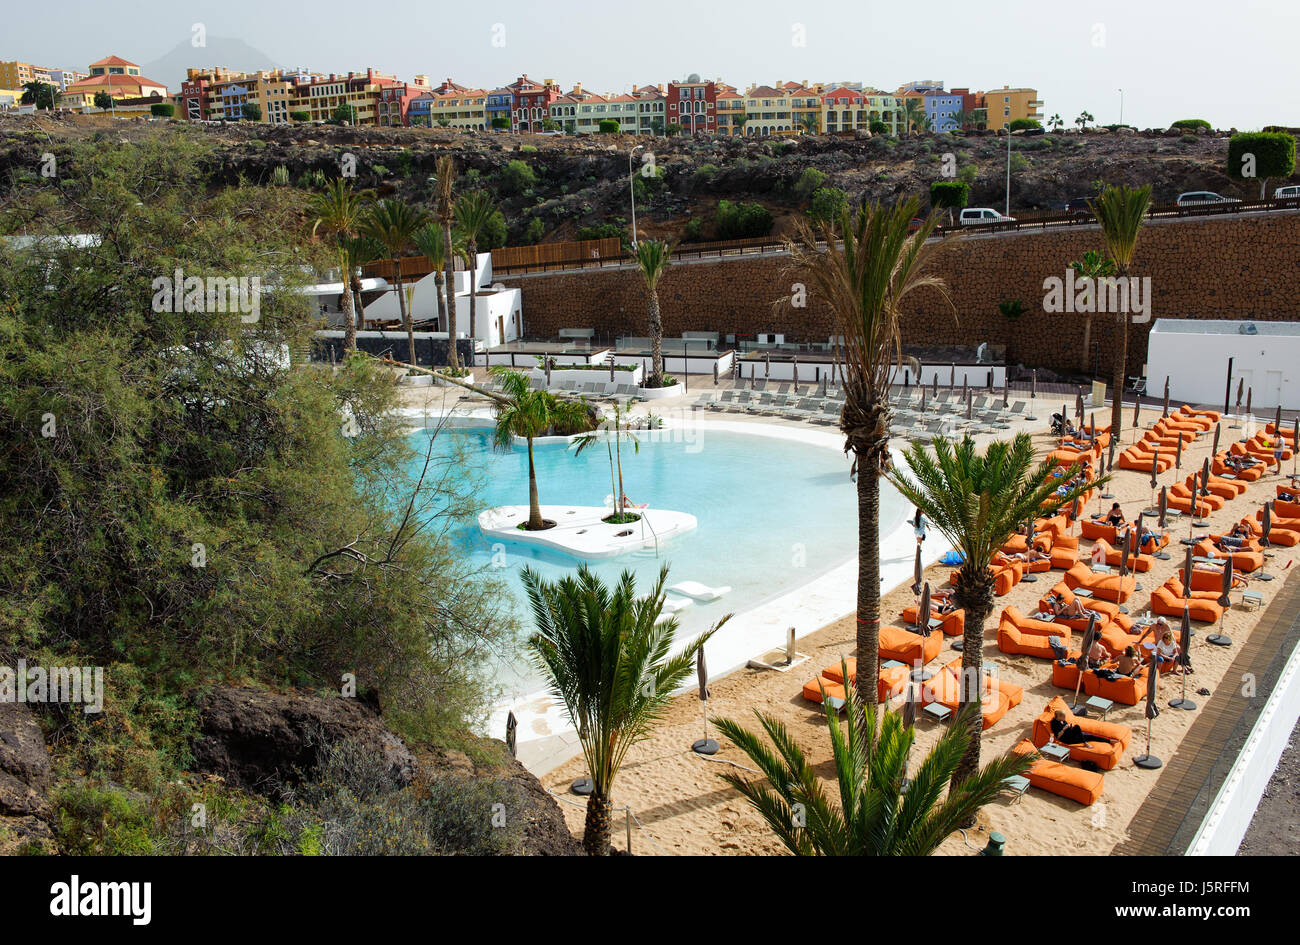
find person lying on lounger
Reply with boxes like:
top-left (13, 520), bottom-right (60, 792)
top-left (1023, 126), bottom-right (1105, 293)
top-left (1280, 489), bottom-right (1298, 502)
top-left (1000, 548), bottom-right (1050, 565)
top-left (1138, 524), bottom-right (1163, 551)
top-left (1050, 709), bottom-right (1114, 747)
top-left (1043, 592), bottom-right (1088, 620)
top-left (1103, 502), bottom-right (1126, 527)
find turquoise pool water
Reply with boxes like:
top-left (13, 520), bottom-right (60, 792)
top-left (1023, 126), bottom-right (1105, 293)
top-left (411, 424), bottom-right (909, 697)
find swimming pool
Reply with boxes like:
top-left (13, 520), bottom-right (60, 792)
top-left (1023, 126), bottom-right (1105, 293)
top-left (409, 418), bottom-right (912, 700)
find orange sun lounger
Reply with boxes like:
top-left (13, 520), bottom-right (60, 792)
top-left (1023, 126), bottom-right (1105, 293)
top-left (921, 656), bottom-right (1023, 730)
top-left (1011, 739), bottom-right (1105, 806)
top-left (1150, 578), bottom-right (1224, 622)
top-left (1063, 563), bottom-right (1136, 604)
top-left (901, 603), bottom-right (966, 636)
top-left (1031, 696), bottom-right (1131, 770)
top-left (878, 624), bottom-right (944, 666)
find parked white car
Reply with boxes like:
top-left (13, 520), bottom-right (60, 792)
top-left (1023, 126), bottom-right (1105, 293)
top-left (1176, 191), bottom-right (1239, 206)
top-left (1274, 184), bottom-right (1300, 200)
top-left (959, 207), bottom-right (1016, 225)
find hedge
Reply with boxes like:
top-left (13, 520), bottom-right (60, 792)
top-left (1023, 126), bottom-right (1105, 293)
top-left (929, 180), bottom-right (970, 209)
top-left (1227, 131), bottom-right (1296, 181)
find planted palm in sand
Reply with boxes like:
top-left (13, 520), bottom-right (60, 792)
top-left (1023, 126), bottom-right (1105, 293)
top-left (887, 434), bottom-right (1096, 789)
top-left (715, 666), bottom-right (1031, 856)
top-left (523, 565), bottom-right (727, 855)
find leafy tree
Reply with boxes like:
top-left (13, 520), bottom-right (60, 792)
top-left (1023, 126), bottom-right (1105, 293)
top-left (20, 81), bottom-right (58, 110)
top-left (432, 155), bottom-right (460, 368)
top-left (1009, 117), bottom-right (1041, 132)
top-left (665, 122), bottom-right (684, 136)
top-left (150, 103), bottom-right (174, 119)
top-left (523, 217), bottom-right (546, 244)
top-left (715, 200), bottom-right (773, 239)
top-left (929, 180), bottom-right (970, 222)
top-left (1068, 249), bottom-right (1116, 371)
top-left (888, 436), bottom-right (1091, 790)
top-left (633, 240), bottom-right (673, 387)
top-left (360, 199), bottom-right (430, 367)
top-left (310, 178), bottom-right (369, 354)
top-left (331, 103), bottom-right (358, 125)
top-left (453, 190), bottom-right (500, 358)
top-left (491, 116), bottom-right (510, 130)
top-left (808, 186), bottom-right (849, 226)
top-left (93, 91), bottom-right (114, 111)
top-left (499, 159), bottom-right (536, 196)
top-left (717, 670), bottom-right (1032, 854)
top-left (781, 200), bottom-right (949, 708)
top-left (540, 117), bottom-right (561, 132)
top-left (649, 117), bottom-right (664, 135)
top-left (1228, 131), bottom-right (1296, 198)
top-left (869, 120), bottom-right (888, 135)
top-left (793, 167), bottom-right (828, 200)
top-left (523, 565), bottom-right (721, 854)
top-left (290, 110), bottom-right (310, 122)
top-left (242, 103), bottom-right (262, 122)
top-left (1094, 184), bottom-right (1151, 439)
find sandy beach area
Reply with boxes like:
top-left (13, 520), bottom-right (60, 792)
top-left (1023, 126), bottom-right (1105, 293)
top-left (520, 400), bottom-right (1299, 856)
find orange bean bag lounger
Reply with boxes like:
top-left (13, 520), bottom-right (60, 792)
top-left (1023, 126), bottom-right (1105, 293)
top-left (878, 625), bottom-right (944, 666)
top-left (1031, 696), bottom-right (1132, 770)
top-left (998, 615), bottom-right (1070, 660)
top-left (1002, 605), bottom-right (1074, 638)
top-left (1199, 475), bottom-right (1247, 501)
top-left (1051, 660), bottom-right (1148, 707)
top-left (1214, 454), bottom-right (1265, 482)
top-left (1153, 417), bottom-right (1204, 437)
top-left (995, 550), bottom-right (1052, 574)
top-left (1063, 563), bottom-right (1136, 604)
top-left (901, 603), bottom-right (966, 636)
top-left (809, 659), bottom-right (911, 704)
top-left (1150, 580), bottom-right (1224, 623)
top-left (1172, 482), bottom-right (1225, 512)
top-left (1239, 516), bottom-right (1299, 546)
top-left (1011, 739), bottom-right (1105, 806)
top-left (1118, 448), bottom-right (1173, 474)
top-left (1039, 584), bottom-right (1133, 628)
top-left (1166, 486), bottom-right (1215, 518)
top-left (1091, 537), bottom-right (1154, 573)
top-left (922, 657), bottom-right (1023, 730)
top-left (1193, 538), bottom-right (1263, 573)
top-left (952, 564), bottom-right (1021, 596)
top-left (1248, 433), bottom-right (1293, 461)
top-left (1175, 404), bottom-right (1220, 425)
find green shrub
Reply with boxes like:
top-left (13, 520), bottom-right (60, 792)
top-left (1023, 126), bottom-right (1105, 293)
top-left (150, 103), bottom-right (175, 119)
top-left (523, 217), bottom-right (546, 244)
top-left (808, 186), bottom-right (848, 224)
top-left (500, 159), bottom-right (537, 194)
top-left (518, 144), bottom-right (537, 153)
top-left (682, 218), bottom-right (703, 241)
top-left (869, 120), bottom-right (888, 135)
top-left (930, 180), bottom-right (970, 212)
top-left (1171, 119), bottom-right (1211, 130)
top-left (491, 116), bottom-right (510, 130)
top-left (1008, 118), bottom-right (1041, 132)
top-left (598, 119), bottom-right (620, 133)
top-left (241, 103), bottom-right (261, 121)
top-left (290, 111), bottom-right (310, 122)
top-left (331, 103), bottom-right (357, 124)
top-left (714, 200), bottom-right (773, 239)
top-left (793, 167), bottom-right (827, 200)
top-left (692, 163), bottom-right (718, 185)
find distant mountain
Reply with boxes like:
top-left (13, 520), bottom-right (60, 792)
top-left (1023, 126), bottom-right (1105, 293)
top-left (140, 37), bottom-right (283, 91)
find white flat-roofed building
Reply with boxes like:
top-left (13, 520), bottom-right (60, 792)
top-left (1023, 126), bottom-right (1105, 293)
top-left (1146, 318), bottom-right (1299, 411)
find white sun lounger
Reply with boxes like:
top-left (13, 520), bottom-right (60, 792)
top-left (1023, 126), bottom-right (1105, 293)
top-left (667, 581), bottom-right (732, 602)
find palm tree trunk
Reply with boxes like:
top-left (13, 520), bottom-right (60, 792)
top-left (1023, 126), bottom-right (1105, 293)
top-left (953, 568), bottom-right (992, 793)
top-left (467, 239), bottom-right (479, 353)
top-left (583, 791), bottom-right (613, 855)
top-left (1080, 315), bottom-right (1092, 374)
top-left (339, 252), bottom-right (356, 356)
top-left (853, 446), bottom-right (881, 714)
top-left (443, 221), bottom-right (459, 370)
top-left (527, 436), bottom-right (543, 529)
top-left (1109, 306), bottom-right (1129, 441)
top-left (435, 271), bottom-right (447, 332)
top-left (350, 272), bottom-right (365, 334)
top-left (649, 289), bottom-right (664, 386)
top-left (395, 269), bottom-right (415, 369)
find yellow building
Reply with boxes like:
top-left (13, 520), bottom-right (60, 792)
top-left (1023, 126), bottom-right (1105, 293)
top-left (743, 84), bottom-right (795, 135)
top-left (783, 81), bottom-right (822, 133)
top-left (980, 86), bottom-right (1043, 131)
top-left (716, 86), bottom-right (744, 135)
top-left (429, 80), bottom-right (487, 130)
top-left (62, 56), bottom-right (167, 106)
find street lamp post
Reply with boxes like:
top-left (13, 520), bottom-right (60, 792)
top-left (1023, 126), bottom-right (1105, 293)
top-left (628, 144), bottom-right (645, 249)
top-left (1118, 88), bottom-right (1124, 127)
top-left (1005, 125), bottom-right (1012, 217)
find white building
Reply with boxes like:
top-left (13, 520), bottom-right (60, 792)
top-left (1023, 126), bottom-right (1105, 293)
top-left (315, 251), bottom-right (523, 348)
top-left (1146, 318), bottom-right (1299, 411)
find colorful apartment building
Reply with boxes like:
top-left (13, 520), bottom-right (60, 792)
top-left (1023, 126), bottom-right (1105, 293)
top-left (822, 84), bottom-right (869, 133)
top-left (667, 78), bottom-right (717, 134)
top-left (979, 86), bottom-right (1043, 130)
top-left (424, 79), bottom-right (488, 130)
top-left (485, 88), bottom-right (513, 128)
top-left (0, 61), bottom-right (88, 91)
top-left (510, 75), bottom-right (561, 132)
top-left (377, 75), bottom-right (430, 127)
top-left (715, 84), bottom-right (744, 135)
top-left (781, 80), bottom-right (822, 132)
top-left (922, 86), bottom-right (976, 132)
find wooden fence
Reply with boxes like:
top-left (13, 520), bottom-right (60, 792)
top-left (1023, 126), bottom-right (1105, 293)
top-left (490, 237), bottom-right (622, 270)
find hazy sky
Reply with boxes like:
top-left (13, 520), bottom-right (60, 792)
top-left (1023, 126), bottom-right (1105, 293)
top-left (13, 0), bottom-right (1299, 130)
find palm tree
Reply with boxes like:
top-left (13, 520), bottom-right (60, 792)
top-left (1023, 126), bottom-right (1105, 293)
top-left (886, 434), bottom-right (1094, 790)
top-left (491, 369), bottom-right (559, 531)
top-left (1068, 249), bottom-right (1117, 374)
top-left (1075, 110), bottom-right (1095, 131)
top-left (782, 199), bottom-right (951, 711)
top-left (716, 665), bottom-right (1032, 855)
top-left (310, 179), bottom-right (367, 355)
top-left (1093, 184), bottom-right (1151, 441)
top-left (572, 402), bottom-right (639, 520)
top-left (901, 98), bottom-right (926, 135)
top-left (523, 564), bottom-right (723, 855)
top-left (433, 155), bottom-right (460, 369)
top-left (455, 190), bottom-right (499, 359)
top-left (360, 199), bottom-right (429, 369)
top-left (412, 224), bottom-right (450, 333)
top-left (339, 233), bottom-right (384, 345)
top-left (633, 240), bottom-right (673, 388)
top-left (1048, 113), bottom-right (1065, 132)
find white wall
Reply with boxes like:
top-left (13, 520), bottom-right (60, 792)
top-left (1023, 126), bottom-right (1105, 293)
top-left (361, 252), bottom-right (512, 342)
top-left (1148, 325), bottom-right (1300, 411)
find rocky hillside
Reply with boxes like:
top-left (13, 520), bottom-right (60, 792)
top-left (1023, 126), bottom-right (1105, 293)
top-left (0, 112), bottom-right (1283, 248)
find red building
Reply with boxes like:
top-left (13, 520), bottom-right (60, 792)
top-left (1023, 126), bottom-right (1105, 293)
top-left (509, 75), bottom-right (560, 132)
top-left (377, 75), bottom-right (430, 127)
top-left (667, 78), bottom-right (717, 133)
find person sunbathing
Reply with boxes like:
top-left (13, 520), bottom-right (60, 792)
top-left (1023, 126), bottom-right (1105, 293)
top-left (1049, 709), bottom-right (1114, 747)
top-left (1086, 636), bottom-right (1110, 669)
top-left (1104, 502), bottom-right (1126, 527)
top-left (1044, 592), bottom-right (1088, 620)
top-left (1153, 630), bottom-right (1183, 674)
top-left (1280, 489), bottom-right (1298, 502)
top-left (1000, 548), bottom-right (1050, 564)
top-left (1138, 524), bottom-right (1163, 551)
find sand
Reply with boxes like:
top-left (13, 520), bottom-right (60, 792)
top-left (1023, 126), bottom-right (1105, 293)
top-left (529, 403), bottom-right (1298, 855)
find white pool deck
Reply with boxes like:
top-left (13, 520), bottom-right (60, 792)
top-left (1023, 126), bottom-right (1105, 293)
top-left (478, 504), bottom-right (698, 558)
top-left (394, 396), bottom-right (1060, 776)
